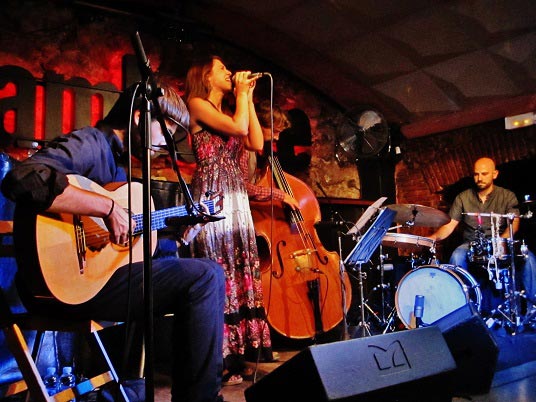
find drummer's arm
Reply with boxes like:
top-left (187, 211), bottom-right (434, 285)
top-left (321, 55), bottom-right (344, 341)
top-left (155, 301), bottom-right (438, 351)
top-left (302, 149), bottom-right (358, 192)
top-left (429, 219), bottom-right (459, 242)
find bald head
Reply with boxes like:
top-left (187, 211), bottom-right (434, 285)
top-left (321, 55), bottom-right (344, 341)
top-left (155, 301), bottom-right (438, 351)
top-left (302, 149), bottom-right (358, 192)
top-left (473, 157), bottom-right (498, 192)
top-left (474, 157), bottom-right (496, 171)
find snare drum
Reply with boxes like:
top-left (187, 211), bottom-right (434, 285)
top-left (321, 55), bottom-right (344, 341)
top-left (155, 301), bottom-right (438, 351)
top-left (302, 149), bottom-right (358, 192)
top-left (381, 233), bottom-right (435, 252)
top-left (395, 264), bottom-right (481, 328)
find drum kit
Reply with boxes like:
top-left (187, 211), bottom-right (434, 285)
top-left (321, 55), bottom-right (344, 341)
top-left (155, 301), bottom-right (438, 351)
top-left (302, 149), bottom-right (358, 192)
top-left (341, 201), bottom-right (534, 338)
top-left (462, 211), bottom-right (532, 333)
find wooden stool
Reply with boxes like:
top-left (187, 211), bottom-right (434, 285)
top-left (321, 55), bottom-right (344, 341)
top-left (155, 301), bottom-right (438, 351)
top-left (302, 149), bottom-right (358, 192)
top-left (0, 221), bottom-right (129, 402)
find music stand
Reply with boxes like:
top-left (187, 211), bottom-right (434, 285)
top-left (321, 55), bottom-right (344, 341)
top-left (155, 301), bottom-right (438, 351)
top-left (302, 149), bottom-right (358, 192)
top-left (346, 196), bottom-right (387, 236)
top-left (344, 208), bottom-right (395, 337)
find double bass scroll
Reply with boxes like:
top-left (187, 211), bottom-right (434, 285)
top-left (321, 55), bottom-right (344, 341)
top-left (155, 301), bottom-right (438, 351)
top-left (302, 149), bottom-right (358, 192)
top-left (250, 156), bottom-right (352, 339)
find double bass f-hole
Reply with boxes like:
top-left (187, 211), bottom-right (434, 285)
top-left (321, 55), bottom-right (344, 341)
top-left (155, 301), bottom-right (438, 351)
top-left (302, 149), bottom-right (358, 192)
top-left (274, 240), bottom-right (286, 278)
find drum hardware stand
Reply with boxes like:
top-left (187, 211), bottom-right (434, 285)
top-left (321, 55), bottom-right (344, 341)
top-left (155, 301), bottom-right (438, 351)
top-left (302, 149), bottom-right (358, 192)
top-left (378, 245), bottom-right (388, 322)
top-left (492, 290), bottom-right (536, 331)
top-left (337, 228), bottom-right (350, 341)
top-left (381, 306), bottom-right (399, 334)
top-left (522, 298), bottom-right (536, 329)
top-left (351, 262), bottom-right (372, 338)
top-left (363, 245), bottom-right (397, 332)
top-left (408, 253), bottom-right (421, 269)
top-left (344, 208), bottom-right (396, 338)
top-left (347, 260), bottom-right (391, 336)
top-left (488, 213), bottom-right (523, 333)
top-left (362, 286), bottom-right (398, 334)
top-left (429, 242), bottom-right (440, 265)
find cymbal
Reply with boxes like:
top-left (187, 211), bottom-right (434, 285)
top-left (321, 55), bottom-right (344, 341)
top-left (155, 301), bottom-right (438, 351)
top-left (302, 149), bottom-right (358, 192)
top-left (385, 204), bottom-right (450, 227)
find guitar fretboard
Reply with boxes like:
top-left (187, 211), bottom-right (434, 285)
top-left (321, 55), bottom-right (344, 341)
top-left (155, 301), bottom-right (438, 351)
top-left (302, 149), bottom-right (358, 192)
top-left (132, 200), bottom-right (216, 235)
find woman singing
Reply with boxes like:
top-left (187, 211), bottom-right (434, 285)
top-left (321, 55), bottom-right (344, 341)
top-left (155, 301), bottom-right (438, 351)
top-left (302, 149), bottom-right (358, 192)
top-left (185, 56), bottom-right (274, 386)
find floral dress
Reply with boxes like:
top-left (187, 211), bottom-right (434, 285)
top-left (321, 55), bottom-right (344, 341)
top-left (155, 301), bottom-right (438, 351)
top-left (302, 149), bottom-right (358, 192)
top-left (189, 128), bottom-right (273, 368)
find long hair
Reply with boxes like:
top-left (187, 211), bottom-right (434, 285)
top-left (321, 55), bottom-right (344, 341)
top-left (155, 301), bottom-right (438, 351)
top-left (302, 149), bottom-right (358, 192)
top-left (256, 100), bottom-right (290, 130)
top-left (184, 56), bottom-right (224, 103)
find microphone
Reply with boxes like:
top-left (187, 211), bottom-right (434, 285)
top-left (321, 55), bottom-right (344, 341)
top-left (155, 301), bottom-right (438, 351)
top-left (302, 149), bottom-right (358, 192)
top-left (165, 214), bottom-right (225, 227)
top-left (413, 294), bottom-right (425, 328)
top-left (248, 72), bottom-right (267, 79)
top-left (232, 73), bottom-right (268, 85)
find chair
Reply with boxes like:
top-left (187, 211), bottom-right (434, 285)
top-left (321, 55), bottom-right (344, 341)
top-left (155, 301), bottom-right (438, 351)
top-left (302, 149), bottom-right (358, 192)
top-left (0, 220), bottom-right (129, 402)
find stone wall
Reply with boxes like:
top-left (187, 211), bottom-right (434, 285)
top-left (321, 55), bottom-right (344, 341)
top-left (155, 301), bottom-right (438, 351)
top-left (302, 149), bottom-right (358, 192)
top-left (0, 0), bottom-right (361, 200)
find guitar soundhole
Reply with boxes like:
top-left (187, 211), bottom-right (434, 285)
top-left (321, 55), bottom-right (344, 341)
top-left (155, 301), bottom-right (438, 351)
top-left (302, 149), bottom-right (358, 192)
top-left (79, 217), bottom-right (110, 251)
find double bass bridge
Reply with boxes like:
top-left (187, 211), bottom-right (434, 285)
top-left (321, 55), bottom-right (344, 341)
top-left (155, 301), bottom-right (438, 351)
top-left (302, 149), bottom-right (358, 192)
top-left (290, 248), bottom-right (321, 273)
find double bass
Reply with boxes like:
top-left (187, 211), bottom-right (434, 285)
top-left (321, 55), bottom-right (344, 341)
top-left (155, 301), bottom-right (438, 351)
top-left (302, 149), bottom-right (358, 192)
top-left (250, 156), bottom-right (352, 339)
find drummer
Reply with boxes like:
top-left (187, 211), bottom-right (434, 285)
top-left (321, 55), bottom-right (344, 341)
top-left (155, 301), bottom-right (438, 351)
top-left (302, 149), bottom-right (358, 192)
top-left (429, 157), bottom-right (536, 313)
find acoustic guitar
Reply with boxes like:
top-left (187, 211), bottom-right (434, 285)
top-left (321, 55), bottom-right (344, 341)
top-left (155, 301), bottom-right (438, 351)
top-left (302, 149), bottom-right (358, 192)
top-left (14, 175), bottom-right (223, 305)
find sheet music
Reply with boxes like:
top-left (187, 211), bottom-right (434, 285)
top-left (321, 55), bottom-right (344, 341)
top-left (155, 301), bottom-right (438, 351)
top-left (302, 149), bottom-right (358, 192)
top-left (346, 196), bottom-right (387, 235)
top-left (344, 207), bottom-right (395, 266)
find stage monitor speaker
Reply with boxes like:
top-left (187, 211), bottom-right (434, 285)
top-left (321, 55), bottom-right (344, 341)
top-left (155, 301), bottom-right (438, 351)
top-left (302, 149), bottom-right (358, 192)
top-left (245, 326), bottom-right (456, 402)
top-left (431, 302), bottom-right (499, 396)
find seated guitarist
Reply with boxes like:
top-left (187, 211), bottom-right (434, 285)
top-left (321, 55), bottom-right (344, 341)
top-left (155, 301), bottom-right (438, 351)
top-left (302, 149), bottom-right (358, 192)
top-left (1, 76), bottom-right (226, 402)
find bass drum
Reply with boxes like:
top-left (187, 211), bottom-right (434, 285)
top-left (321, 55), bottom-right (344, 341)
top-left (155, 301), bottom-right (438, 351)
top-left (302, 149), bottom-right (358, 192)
top-left (395, 264), bottom-right (481, 329)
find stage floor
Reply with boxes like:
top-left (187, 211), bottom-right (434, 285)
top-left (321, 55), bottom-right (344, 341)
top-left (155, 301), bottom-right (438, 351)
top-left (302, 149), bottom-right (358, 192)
top-left (152, 324), bottom-right (536, 402)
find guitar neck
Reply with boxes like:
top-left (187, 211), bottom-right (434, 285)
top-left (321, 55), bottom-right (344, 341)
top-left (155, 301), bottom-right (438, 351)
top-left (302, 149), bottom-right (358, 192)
top-left (131, 200), bottom-right (215, 235)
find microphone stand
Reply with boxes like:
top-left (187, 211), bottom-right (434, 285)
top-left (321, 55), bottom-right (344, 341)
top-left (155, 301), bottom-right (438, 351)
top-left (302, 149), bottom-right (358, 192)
top-left (131, 31), bottom-right (159, 402)
top-left (131, 33), bottom-right (220, 401)
top-left (337, 229), bottom-right (350, 340)
top-left (141, 92), bottom-right (155, 402)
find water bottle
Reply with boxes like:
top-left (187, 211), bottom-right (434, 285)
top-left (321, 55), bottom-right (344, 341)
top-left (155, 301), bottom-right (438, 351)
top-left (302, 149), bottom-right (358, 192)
top-left (43, 366), bottom-right (59, 396)
top-left (59, 366), bottom-right (77, 401)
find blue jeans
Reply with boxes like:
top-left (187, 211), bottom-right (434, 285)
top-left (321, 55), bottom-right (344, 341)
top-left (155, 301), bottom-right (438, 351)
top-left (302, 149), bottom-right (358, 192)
top-left (18, 257), bottom-right (225, 402)
top-left (449, 243), bottom-right (471, 269)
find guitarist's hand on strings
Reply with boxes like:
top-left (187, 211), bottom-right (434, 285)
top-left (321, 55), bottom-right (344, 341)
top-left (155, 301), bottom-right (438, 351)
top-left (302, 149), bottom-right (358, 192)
top-left (102, 198), bottom-right (135, 246)
top-left (45, 184), bottom-right (136, 246)
top-left (180, 199), bottom-right (211, 246)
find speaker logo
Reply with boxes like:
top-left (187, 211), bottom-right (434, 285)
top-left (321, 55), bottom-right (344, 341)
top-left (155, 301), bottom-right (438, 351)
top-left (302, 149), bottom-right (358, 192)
top-left (369, 340), bottom-right (411, 373)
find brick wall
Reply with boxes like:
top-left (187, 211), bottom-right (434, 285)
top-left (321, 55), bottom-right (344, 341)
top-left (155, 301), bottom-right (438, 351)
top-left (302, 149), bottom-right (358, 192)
top-left (394, 119), bottom-right (536, 259)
